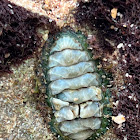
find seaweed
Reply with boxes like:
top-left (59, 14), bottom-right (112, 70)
top-left (0, 0), bottom-right (59, 75)
top-left (74, 0), bottom-right (140, 139)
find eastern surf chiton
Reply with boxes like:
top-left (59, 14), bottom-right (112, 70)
top-left (42, 30), bottom-right (111, 140)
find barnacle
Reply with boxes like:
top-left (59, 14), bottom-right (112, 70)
top-left (42, 29), bottom-right (111, 140)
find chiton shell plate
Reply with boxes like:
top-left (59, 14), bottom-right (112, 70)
top-left (42, 30), bottom-right (111, 140)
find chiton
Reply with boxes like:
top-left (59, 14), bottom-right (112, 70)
top-left (42, 30), bottom-right (111, 140)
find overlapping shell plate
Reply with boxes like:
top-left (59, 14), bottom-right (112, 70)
top-left (42, 30), bottom-right (111, 140)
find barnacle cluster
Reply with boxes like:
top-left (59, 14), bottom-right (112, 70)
top-left (42, 30), bottom-right (111, 140)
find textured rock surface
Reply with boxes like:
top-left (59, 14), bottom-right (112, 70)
top-left (0, 59), bottom-right (53, 139)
